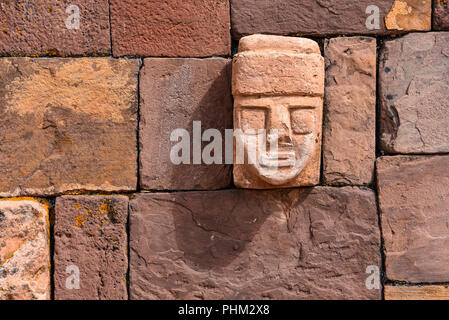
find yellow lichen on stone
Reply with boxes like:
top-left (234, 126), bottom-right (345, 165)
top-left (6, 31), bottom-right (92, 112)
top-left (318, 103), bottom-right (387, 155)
top-left (75, 215), bottom-right (87, 227)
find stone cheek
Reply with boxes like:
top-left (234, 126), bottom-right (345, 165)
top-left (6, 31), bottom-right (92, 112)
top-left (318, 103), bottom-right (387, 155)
top-left (0, 58), bottom-right (139, 196)
top-left (129, 187), bottom-right (381, 300)
top-left (323, 37), bottom-right (377, 186)
top-left (377, 155), bottom-right (449, 283)
top-left (379, 32), bottom-right (449, 154)
top-left (232, 35), bottom-right (324, 189)
top-left (0, 0), bottom-right (110, 56)
top-left (0, 199), bottom-right (50, 300)
top-left (54, 195), bottom-right (128, 300)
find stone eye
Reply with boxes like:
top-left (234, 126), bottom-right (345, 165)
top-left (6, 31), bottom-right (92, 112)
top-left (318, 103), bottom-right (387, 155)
top-left (240, 108), bottom-right (266, 134)
top-left (290, 108), bottom-right (314, 135)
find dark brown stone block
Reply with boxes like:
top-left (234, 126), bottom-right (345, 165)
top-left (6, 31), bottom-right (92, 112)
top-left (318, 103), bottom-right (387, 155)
top-left (433, 0), bottom-right (449, 30)
top-left (0, 0), bottom-right (110, 56)
top-left (377, 155), bottom-right (449, 283)
top-left (54, 195), bottom-right (128, 300)
top-left (129, 187), bottom-right (381, 299)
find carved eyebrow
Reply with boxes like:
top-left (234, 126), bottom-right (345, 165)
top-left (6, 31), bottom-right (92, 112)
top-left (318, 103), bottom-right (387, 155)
top-left (288, 105), bottom-right (316, 110)
top-left (238, 105), bottom-right (268, 109)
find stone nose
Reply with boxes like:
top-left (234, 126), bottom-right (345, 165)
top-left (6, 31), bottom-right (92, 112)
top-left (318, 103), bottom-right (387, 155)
top-left (267, 109), bottom-right (292, 145)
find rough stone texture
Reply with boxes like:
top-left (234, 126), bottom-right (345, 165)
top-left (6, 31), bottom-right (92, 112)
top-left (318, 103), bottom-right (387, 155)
top-left (110, 0), bottom-right (230, 57)
top-left (233, 35), bottom-right (324, 189)
top-left (385, 0), bottom-right (431, 31)
top-left (129, 187), bottom-right (381, 300)
top-left (434, 0), bottom-right (449, 30)
top-left (232, 0), bottom-right (430, 38)
top-left (0, 58), bottom-right (139, 196)
top-left (323, 37), bottom-right (376, 186)
top-left (54, 195), bottom-right (128, 300)
top-left (0, 0), bottom-right (110, 56)
top-left (379, 32), bottom-right (449, 154)
top-left (385, 285), bottom-right (449, 300)
top-left (377, 155), bottom-right (449, 283)
top-left (140, 58), bottom-right (233, 190)
top-left (0, 198), bottom-right (50, 300)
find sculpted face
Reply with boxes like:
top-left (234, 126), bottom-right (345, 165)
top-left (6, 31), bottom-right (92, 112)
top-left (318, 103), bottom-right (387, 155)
top-left (235, 96), bottom-right (320, 185)
top-left (232, 34), bottom-right (324, 189)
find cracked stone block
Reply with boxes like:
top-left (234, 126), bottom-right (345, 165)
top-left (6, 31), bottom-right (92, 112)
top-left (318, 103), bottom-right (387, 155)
top-left (385, 285), bottom-right (449, 300)
top-left (0, 198), bottom-right (50, 300)
top-left (0, 0), bottom-right (110, 56)
top-left (379, 32), bottom-right (449, 154)
top-left (0, 57), bottom-right (139, 196)
top-left (323, 37), bottom-right (376, 186)
top-left (129, 187), bottom-right (381, 300)
top-left (231, 0), bottom-right (430, 39)
top-left (110, 0), bottom-right (230, 57)
top-left (54, 195), bottom-right (128, 300)
top-left (139, 58), bottom-right (233, 190)
top-left (434, 0), bottom-right (449, 30)
top-left (377, 155), bottom-right (449, 283)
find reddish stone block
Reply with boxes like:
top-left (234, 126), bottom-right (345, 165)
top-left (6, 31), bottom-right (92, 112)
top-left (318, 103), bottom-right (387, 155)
top-left (54, 195), bottom-right (128, 300)
top-left (0, 57), bottom-right (139, 196)
top-left (110, 0), bottom-right (231, 57)
top-left (129, 187), bottom-right (381, 300)
top-left (323, 37), bottom-right (376, 185)
top-left (377, 155), bottom-right (449, 283)
top-left (379, 33), bottom-right (449, 154)
top-left (139, 58), bottom-right (233, 190)
top-left (0, 0), bottom-right (110, 56)
top-left (231, 0), bottom-right (431, 38)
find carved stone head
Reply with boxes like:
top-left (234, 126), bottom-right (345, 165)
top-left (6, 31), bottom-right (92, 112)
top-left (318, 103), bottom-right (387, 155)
top-left (232, 35), bottom-right (324, 189)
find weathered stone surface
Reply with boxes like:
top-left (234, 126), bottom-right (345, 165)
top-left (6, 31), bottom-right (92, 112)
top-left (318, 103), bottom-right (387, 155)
top-left (0, 0), bottom-right (110, 56)
top-left (231, 0), bottom-right (430, 38)
top-left (379, 32), bottom-right (449, 154)
top-left (140, 58), bottom-right (233, 190)
top-left (385, 0), bottom-right (431, 31)
top-left (377, 155), bottom-right (449, 283)
top-left (323, 37), bottom-right (376, 186)
top-left (54, 195), bottom-right (128, 300)
top-left (110, 0), bottom-right (230, 57)
top-left (233, 35), bottom-right (324, 189)
top-left (0, 58), bottom-right (139, 196)
top-left (385, 285), bottom-right (449, 300)
top-left (0, 198), bottom-right (50, 300)
top-left (434, 0), bottom-right (449, 30)
top-left (129, 187), bottom-right (381, 300)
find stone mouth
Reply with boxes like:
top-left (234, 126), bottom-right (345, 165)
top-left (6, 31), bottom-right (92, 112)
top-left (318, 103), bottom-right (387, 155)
top-left (259, 150), bottom-right (297, 168)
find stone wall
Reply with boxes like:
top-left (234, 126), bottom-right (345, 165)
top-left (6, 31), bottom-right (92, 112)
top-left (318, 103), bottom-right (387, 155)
top-left (0, 0), bottom-right (448, 300)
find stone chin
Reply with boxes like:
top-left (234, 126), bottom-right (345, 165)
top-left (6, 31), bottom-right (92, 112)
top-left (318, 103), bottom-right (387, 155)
top-left (242, 133), bottom-right (316, 186)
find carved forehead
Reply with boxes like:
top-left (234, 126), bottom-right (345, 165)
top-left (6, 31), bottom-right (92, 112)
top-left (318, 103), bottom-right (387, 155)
top-left (238, 34), bottom-right (320, 54)
top-left (234, 96), bottom-right (322, 109)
